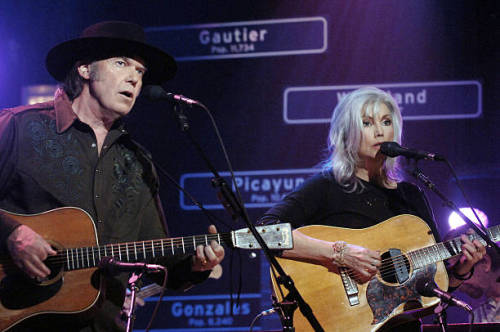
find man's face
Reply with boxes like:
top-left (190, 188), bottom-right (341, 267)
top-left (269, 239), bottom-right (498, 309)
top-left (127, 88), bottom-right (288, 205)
top-left (86, 56), bottom-right (147, 119)
top-left (459, 257), bottom-right (495, 299)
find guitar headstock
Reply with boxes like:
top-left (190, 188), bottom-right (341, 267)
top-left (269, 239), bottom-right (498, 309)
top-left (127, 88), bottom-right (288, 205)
top-left (233, 223), bottom-right (293, 250)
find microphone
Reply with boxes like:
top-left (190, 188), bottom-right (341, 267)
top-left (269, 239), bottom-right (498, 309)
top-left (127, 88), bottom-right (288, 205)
top-left (141, 85), bottom-right (199, 105)
top-left (380, 142), bottom-right (445, 161)
top-left (416, 278), bottom-right (472, 312)
top-left (98, 257), bottom-right (165, 275)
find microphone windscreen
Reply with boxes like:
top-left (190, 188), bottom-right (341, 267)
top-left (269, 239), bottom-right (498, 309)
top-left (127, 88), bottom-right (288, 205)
top-left (415, 278), bottom-right (435, 297)
top-left (98, 256), bottom-right (113, 269)
top-left (380, 142), bottom-right (403, 157)
top-left (141, 85), bottom-right (167, 100)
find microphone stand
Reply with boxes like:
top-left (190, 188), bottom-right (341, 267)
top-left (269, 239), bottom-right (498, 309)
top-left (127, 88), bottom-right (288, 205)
top-left (125, 271), bottom-right (143, 332)
top-left (410, 166), bottom-right (499, 253)
top-left (433, 302), bottom-right (448, 332)
top-left (173, 101), bottom-right (324, 332)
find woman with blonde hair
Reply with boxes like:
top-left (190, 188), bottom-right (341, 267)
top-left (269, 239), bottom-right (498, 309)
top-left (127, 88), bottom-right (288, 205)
top-left (260, 86), bottom-right (485, 330)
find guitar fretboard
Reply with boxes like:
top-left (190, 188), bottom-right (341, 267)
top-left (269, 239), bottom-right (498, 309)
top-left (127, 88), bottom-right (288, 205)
top-left (57, 233), bottom-right (233, 271)
top-left (408, 224), bottom-right (499, 269)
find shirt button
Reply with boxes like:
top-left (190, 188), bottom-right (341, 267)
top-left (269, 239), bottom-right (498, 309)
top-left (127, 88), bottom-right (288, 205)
top-left (103, 145), bottom-right (108, 149)
top-left (95, 194), bottom-right (100, 199)
top-left (97, 220), bottom-right (103, 223)
top-left (91, 143), bottom-right (96, 148)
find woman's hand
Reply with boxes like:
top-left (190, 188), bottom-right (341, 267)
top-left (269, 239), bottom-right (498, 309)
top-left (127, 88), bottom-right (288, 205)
top-left (340, 243), bottom-right (381, 284)
top-left (450, 229), bottom-right (486, 284)
top-left (282, 230), bottom-right (380, 283)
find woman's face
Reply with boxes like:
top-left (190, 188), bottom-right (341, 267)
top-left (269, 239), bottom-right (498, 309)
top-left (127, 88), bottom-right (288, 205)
top-left (358, 103), bottom-right (394, 161)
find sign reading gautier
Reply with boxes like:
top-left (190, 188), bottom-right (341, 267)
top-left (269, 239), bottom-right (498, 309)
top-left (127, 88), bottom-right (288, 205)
top-left (145, 17), bottom-right (327, 61)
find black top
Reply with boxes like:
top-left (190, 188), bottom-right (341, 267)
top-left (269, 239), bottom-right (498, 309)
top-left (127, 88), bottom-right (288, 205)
top-left (0, 89), bottom-right (208, 331)
top-left (261, 172), bottom-right (440, 241)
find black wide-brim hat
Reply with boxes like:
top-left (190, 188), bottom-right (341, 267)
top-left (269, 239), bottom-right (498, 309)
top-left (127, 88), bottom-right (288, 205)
top-left (46, 21), bottom-right (177, 85)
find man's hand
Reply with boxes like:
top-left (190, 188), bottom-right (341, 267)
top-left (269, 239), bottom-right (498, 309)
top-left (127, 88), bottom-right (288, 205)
top-left (192, 225), bottom-right (225, 272)
top-left (7, 225), bottom-right (56, 279)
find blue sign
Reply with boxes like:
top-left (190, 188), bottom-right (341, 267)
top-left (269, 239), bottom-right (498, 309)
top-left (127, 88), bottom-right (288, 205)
top-left (179, 169), bottom-right (319, 210)
top-left (283, 81), bottom-right (482, 124)
top-left (134, 293), bottom-right (262, 331)
top-left (145, 17), bottom-right (327, 61)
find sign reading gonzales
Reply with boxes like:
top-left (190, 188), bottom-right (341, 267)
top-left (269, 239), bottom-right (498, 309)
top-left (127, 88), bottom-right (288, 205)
top-left (180, 169), bottom-right (318, 210)
top-left (135, 293), bottom-right (260, 331)
top-left (145, 17), bottom-right (327, 61)
top-left (284, 81), bottom-right (482, 124)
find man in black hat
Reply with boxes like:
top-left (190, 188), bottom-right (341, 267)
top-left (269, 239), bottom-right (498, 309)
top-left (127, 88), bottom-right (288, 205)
top-left (0, 21), bottom-right (224, 331)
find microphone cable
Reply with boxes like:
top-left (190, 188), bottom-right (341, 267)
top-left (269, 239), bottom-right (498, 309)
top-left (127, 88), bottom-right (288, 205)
top-left (443, 159), bottom-right (487, 232)
top-left (144, 267), bottom-right (169, 332)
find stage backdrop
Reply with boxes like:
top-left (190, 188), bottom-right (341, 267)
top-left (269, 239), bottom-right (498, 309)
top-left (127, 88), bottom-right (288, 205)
top-left (0, 1), bottom-right (498, 331)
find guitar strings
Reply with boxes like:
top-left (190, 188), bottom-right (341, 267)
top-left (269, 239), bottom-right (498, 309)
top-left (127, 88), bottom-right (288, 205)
top-left (0, 246), bottom-right (425, 282)
top-left (2, 226), bottom-right (495, 286)
top-left (343, 249), bottom-right (462, 281)
top-left (0, 241), bottom-right (437, 280)
top-left (0, 234), bottom-right (469, 281)
top-left (0, 233), bottom-right (233, 273)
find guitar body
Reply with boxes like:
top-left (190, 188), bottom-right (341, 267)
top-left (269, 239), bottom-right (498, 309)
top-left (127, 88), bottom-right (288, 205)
top-left (0, 207), bottom-right (294, 331)
top-left (271, 215), bottom-right (449, 332)
top-left (0, 207), bottom-right (100, 331)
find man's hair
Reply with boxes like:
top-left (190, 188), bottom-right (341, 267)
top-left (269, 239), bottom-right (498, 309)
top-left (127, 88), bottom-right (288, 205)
top-left (61, 55), bottom-right (111, 100)
top-left (62, 63), bottom-right (86, 101)
top-left (320, 86), bottom-right (403, 192)
top-left (61, 54), bottom-right (143, 100)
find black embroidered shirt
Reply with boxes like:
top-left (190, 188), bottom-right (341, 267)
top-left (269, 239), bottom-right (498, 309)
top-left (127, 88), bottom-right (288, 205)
top-left (0, 89), bottom-right (207, 330)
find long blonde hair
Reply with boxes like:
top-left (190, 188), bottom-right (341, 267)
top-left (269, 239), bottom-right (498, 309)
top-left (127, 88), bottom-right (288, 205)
top-left (321, 87), bottom-right (403, 192)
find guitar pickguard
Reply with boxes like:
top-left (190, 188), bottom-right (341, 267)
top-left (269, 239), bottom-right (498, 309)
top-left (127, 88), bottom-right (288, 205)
top-left (366, 264), bottom-right (437, 324)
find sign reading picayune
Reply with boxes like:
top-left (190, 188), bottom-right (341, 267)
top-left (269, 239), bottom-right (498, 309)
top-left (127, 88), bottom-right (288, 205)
top-left (180, 169), bottom-right (318, 210)
top-left (284, 81), bottom-right (482, 124)
top-left (145, 17), bottom-right (327, 61)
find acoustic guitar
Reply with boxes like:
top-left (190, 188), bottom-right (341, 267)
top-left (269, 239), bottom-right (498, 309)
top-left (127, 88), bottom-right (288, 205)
top-left (271, 214), bottom-right (499, 332)
top-left (0, 207), bottom-right (293, 331)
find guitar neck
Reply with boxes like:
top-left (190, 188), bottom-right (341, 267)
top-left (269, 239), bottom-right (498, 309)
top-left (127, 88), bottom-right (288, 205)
top-left (51, 222), bottom-right (293, 272)
top-left (409, 224), bottom-right (499, 268)
top-left (61, 233), bottom-right (233, 271)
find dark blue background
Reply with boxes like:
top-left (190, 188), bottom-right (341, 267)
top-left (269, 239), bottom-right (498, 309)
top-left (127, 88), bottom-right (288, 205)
top-left (0, 1), bottom-right (497, 330)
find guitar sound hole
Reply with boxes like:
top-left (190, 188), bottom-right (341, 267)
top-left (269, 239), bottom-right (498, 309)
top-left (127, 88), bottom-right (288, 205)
top-left (380, 249), bottom-right (411, 285)
top-left (0, 274), bottom-right (63, 309)
top-left (45, 253), bottom-right (64, 281)
top-left (0, 249), bottom-right (65, 309)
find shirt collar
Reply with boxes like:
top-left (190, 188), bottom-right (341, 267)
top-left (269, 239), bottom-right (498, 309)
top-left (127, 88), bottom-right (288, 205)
top-left (54, 88), bottom-right (129, 137)
top-left (54, 88), bottom-right (78, 134)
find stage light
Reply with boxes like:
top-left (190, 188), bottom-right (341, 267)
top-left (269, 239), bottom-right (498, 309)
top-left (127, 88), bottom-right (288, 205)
top-left (448, 207), bottom-right (488, 230)
top-left (21, 84), bottom-right (57, 105)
